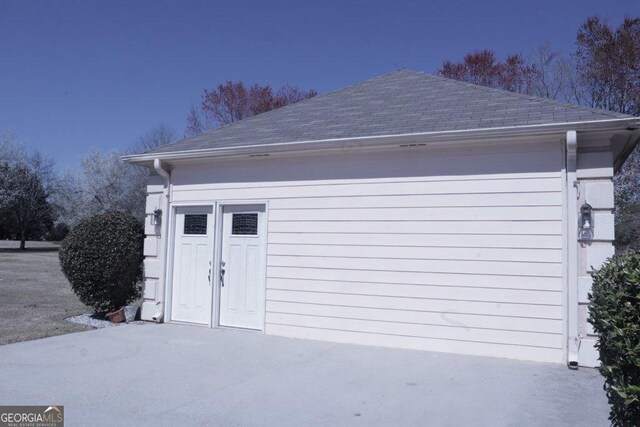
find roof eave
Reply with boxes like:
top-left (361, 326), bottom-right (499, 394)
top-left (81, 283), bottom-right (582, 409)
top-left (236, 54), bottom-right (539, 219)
top-left (122, 117), bottom-right (639, 165)
top-left (613, 129), bottom-right (640, 172)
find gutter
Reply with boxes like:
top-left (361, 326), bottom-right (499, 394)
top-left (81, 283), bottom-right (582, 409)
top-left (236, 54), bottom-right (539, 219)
top-left (613, 129), bottom-right (640, 172)
top-left (565, 130), bottom-right (579, 369)
top-left (152, 159), bottom-right (170, 323)
top-left (122, 118), bottom-right (640, 165)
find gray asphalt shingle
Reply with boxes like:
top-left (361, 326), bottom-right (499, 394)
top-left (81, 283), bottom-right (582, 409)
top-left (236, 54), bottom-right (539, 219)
top-left (146, 69), bottom-right (629, 155)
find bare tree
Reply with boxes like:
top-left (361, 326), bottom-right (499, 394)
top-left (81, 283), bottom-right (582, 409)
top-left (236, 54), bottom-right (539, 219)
top-left (0, 132), bottom-right (20, 162)
top-left (615, 140), bottom-right (640, 252)
top-left (185, 105), bottom-right (205, 138)
top-left (615, 144), bottom-right (640, 219)
top-left (0, 134), bottom-right (58, 247)
top-left (185, 81), bottom-right (317, 136)
top-left (84, 150), bottom-right (145, 214)
top-left (529, 42), bottom-right (583, 103)
top-left (438, 50), bottom-right (538, 94)
top-left (56, 150), bottom-right (147, 226)
top-left (576, 16), bottom-right (640, 115)
top-left (0, 163), bottom-right (53, 249)
top-left (58, 124), bottom-right (176, 227)
top-left (128, 122), bottom-right (177, 155)
top-left (54, 170), bottom-right (89, 228)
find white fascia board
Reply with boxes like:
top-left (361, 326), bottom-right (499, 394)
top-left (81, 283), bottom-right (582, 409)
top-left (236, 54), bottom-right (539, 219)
top-left (122, 117), bottom-right (639, 165)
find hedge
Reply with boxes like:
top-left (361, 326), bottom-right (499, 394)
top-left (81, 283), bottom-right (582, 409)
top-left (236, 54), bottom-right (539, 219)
top-left (59, 211), bottom-right (143, 313)
top-left (588, 252), bottom-right (640, 426)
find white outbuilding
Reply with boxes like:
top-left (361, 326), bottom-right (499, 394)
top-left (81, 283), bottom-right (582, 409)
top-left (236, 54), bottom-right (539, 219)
top-left (123, 70), bottom-right (639, 367)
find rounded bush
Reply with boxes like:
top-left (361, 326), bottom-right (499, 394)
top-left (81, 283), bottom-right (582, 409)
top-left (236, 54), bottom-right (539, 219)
top-left (59, 212), bottom-right (144, 313)
top-left (589, 252), bottom-right (640, 426)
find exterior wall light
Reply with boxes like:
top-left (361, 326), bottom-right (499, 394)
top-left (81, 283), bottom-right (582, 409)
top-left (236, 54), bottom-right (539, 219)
top-left (579, 203), bottom-right (593, 241)
top-left (150, 208), bottom-right (162, 226)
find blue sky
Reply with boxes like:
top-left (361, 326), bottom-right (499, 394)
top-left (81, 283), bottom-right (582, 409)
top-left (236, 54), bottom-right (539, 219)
top-left (0, 0), bottom-right (637, 171)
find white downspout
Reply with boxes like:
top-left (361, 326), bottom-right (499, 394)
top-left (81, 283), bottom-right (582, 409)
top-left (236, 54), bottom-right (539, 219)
top-left (565, 130), bottom-right (579, 368)
top-left (153, 159), bottom-right (170, 323)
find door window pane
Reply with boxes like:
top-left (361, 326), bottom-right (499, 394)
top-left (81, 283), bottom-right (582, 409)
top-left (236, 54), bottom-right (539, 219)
top-left (184, 214), bottom-right (207, 235)
top-left (232, 213), bottom-right (258, 235)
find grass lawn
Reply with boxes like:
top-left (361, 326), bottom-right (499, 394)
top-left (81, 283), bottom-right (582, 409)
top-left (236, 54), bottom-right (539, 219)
top-left (0, 240), bottom-right (91, 345)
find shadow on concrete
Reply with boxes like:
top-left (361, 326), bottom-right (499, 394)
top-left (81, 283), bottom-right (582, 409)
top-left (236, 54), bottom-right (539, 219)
top-left (0, 247), bottom-right (60, 253)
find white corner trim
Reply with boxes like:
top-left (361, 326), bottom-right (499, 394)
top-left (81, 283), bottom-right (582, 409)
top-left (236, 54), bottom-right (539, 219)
top-left (153, 159), bottom-right (171, 323)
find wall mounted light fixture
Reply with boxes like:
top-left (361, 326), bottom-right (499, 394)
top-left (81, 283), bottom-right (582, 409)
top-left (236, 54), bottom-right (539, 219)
top-left (578, 203), bottom-right (593, 241)
top-left (150, 208), bottom-right (162, 226)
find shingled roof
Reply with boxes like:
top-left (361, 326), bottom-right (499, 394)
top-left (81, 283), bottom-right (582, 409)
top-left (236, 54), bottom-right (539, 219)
top-left (146, 69), bottom-right (630, 155)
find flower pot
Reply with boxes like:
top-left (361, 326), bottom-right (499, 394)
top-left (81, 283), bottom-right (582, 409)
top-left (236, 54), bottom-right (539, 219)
top-left (106, 308), bottom-right (125, 323)
top-left (123, 305), bottom-right (138, 323)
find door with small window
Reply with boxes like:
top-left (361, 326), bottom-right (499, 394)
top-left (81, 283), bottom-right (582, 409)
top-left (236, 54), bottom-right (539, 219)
top-left (219, 204), bottom-right (267, 330)
top-left (170, 206), bottom-right (214, 325)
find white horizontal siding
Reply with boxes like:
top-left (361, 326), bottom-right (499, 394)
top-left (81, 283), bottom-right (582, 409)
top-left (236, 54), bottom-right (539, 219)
top-left (267, 266), bottom-right (562, 291)
top-left (170, 141), bottom-right (565, 362)
top-left (269, 206), bottom-right (562, 222)
top-left (266, 325), bottom-right (563, 363)
top-left (266, 301), bottom-right (562, 333)
top-left (268, 221), bottom-right (562, 235)
top-left (266, 289), bottom-right (562, 319)
top-left (268, 232), bottom-right (563, 249)
top-left (268, 244), bottom-right (562, 263)
top-left (270, 192), bottom-right (562, 209)
top-left (266, 312), bottom-right (562, 348)
top-left (267, 255), bottom-right (562, 277)
top-left (172, 177), bottom-right (561, 202)
top-left (267, 278), bottom-right (560, 305)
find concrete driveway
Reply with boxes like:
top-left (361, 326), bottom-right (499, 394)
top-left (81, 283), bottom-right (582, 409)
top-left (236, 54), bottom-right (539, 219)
top-left (0, 324), bottom-right (608, 426)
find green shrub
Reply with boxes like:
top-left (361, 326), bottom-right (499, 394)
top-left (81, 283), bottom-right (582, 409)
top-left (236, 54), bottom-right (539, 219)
top-left (59, 212), bottom-right (143, 313)
top-left (588, 252), bottom-right (640, 426)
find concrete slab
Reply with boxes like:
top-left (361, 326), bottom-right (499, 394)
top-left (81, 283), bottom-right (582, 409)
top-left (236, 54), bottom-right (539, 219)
top-left (0, 324), bottom-right (609, 426)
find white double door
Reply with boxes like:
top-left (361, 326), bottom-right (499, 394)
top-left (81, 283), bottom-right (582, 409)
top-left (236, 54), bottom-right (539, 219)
top-left (170, 204), bottom-right (265, 330)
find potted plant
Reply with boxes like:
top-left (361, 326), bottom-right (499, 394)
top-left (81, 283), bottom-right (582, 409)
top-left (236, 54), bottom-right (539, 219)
top-left (106, 307), bottom-right (125, 323)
